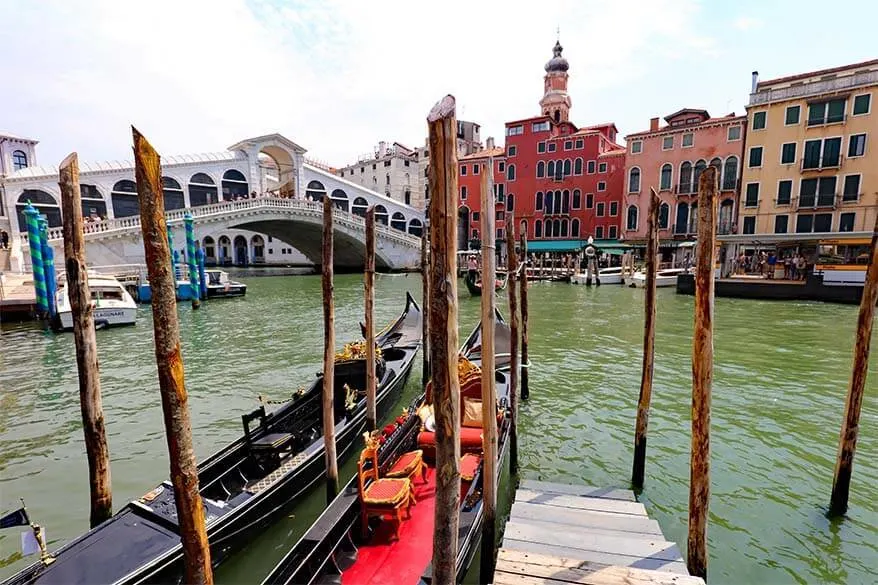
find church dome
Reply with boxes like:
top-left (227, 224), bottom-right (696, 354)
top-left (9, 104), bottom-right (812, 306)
top-left (544, 40), bottom-right (569, 73)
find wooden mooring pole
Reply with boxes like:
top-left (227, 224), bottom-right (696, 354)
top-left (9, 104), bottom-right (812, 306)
top-left (506, 215), bottom-right (520, 475)
top-left (687, 166), bottom-right (717, 581)
top-left (428, 95), bottom-right (461, 585)
top-left (632, 188), bottom-right (660, 491)
top-left (829, 213), bottom-right (878, 516)
top-left (364, 207), bottom-right (377, 431)
top-left (479, 159), bottom-right (498, 582)
top-left (132, 128), bottom-right (213, 585)
top-left (59, 153), bottom-right (113, 528)
top-left (421, 222), bottom-right (431, 386)
top-left (519, 223), bottom-right (530, 401)
top-left (322, 194), bottom-right (339, 503)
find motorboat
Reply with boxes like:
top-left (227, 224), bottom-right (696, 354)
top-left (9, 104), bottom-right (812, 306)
top-left (627, 267), bottom-right (689, 288)
top-left (55, 273), bottom-right (138, 331)
top-left (571, 266), bottom-right (626, 285)
top-left (205, 269), bottom-right (247, 298)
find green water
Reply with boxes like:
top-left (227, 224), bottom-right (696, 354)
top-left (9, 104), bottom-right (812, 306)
top-left (1, 274), bottom-right (877, 584)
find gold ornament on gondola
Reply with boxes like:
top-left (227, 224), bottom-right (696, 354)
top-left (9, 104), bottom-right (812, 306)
top-left (335, 340), bottom-right (383, 362)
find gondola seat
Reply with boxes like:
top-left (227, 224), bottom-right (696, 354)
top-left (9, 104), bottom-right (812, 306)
top-left (358, 436), bottom-right (416, 541)
top-left (386, 449), bottom-right (427, 484)
top-left (242, 406), bottom-right (294, 467)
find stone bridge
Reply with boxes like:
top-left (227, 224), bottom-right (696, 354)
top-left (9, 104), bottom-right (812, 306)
top-left (28, 197), bottom-right (423, 270)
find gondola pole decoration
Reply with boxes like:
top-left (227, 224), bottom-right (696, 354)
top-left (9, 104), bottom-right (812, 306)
top-left (519, 221), bottom-right (530, 401)
top-left (184, 213), bottom-right (200, 309)
top-left (132, 127), bottom-right (213, 585)
top-left (688, 166), bottom-right (717, 581)
top-left (364, 206), bottom-right (377, 431)
top-left (632, 188), bottom-right (660, 491)
top-left (322, 194), bottom-right (340, 503)
top-left (506, 215), bottom-right (520, 475)
top-left (829, 212), bottom-right (878, 516)
top-left (59, 152), bottom-right (113, 527)
top-left (427, 94), bottom-right (462, 585)
top-left (23, 203), bottom-right (48, 319)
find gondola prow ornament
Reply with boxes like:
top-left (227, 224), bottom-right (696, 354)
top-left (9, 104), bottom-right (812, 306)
top-left (0, 500), bottom-right (55, 566)
top-left (583, 236), bottom-right (600, 286)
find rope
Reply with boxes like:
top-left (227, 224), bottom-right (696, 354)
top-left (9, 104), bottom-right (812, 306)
top-left (258, 386), bottom-right (307, 406)
top-left (375, 272), bottom-right (411, 278)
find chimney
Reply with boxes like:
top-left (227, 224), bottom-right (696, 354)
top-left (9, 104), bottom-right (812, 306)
top-left (649, 117), bottom-right (659, 132)
top-left (486, 136), bottom-right (495, 150)
top-left (751, 71), bottom-right (759, 94)
top-left (378, 141), bottom-right (387, 157)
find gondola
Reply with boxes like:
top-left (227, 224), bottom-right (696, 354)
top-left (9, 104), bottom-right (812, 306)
top-left (463, 269), bottom-right (509, 297)
top-left (2, 293), bottom-right (422, 585)
top-left (262, 311), bottom-right (512, 585)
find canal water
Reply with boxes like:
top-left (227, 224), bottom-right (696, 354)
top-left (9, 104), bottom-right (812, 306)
top-left (1, 273), bottom-right (877, 584)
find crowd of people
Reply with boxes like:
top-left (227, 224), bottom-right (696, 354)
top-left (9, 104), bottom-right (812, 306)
top-left (734, 250), bottom-right (809, 280)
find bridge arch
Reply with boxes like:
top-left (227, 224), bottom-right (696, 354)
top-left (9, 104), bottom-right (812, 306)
top-left (15, 189), bottom-right (61, 231)
top-left (408, 218), bottom-right (423, 237)
top-left (111, 180), bottom-right (139, 218)
top-left (162, 176), bottom-right (185, 210)
top-left (390, 211), bottom-right (406, 231)
top-left (233, 235), bottom-right (248, 265)
top-left (330, 189), bottom-right (349, 212)
top-left (189, 173), bottom-right (219, 207)
top-left (80, 184), bottom-right (107, 220)
top-left (202, 235), bottom-right (216, 263)
top-left (352, 197), bottom-right (368, 217)
top-left (306, 181), bottom-right (326, 201)
top-left (250, 234), bottom-right (265, 263)
top-left (222, 170), bottom-right (248, 201)
top-left (217, 235), bottom-right (232, 264)
top-left (374, 204), bottom-right (388, 225)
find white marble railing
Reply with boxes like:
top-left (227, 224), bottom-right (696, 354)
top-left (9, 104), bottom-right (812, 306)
top-left (32, 197), bottom-right (421, 248)
top-left (750, 71), bottom-right (878, 105)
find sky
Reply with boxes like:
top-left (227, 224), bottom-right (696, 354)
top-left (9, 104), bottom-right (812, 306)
top-left (2, 0), bottom-right (876, 169)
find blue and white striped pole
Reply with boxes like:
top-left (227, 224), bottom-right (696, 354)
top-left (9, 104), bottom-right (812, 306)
top-left (197, 248), bottom-right (208, 300)
top-left (38, 216), bottom-right (58, 319)
top-left (184, 214), bottom-right (200, 308)
top-left (23, 204), bottom-right (48, 318)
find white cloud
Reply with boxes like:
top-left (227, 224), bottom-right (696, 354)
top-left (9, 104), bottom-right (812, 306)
top-left (733, 16), bottom-right (764, 31)
top-left (1, 0), bottom-right (713, 167)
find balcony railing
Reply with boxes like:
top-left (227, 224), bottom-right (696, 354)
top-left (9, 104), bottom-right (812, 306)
top-left (801, 155), bottom-right (843, 171)
top-left (807, 113), bottom-right (847, 127)
top-left (798, 192), bottom-right (839, 209)
top-left (676, 183), bottom-right (693, 195)
top-left (749, 70), bottom-right (878, 105)
top-left (721, 178), bottom-right (740, 191)
top-left (718, 221), bottom-right (735, 235)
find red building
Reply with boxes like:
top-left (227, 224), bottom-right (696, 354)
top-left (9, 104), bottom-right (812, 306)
top-left (456, 40), bottom-right (626, 252)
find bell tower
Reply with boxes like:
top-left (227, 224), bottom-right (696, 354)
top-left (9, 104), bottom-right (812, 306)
top-left (539, 40), bottom-right (571, 123)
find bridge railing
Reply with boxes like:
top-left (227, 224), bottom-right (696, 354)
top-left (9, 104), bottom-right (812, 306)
top-left (30, 197), bottom-right (422, 248)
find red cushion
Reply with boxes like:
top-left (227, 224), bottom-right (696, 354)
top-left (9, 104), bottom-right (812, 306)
top-left (460, 454), bottom-right (481, 482)
top-left (417, 427), bottom-right (483, 454)
top-left (363, 478), bottom-right (409, 505)
top-left (387, 450), bottom-right (422, 477)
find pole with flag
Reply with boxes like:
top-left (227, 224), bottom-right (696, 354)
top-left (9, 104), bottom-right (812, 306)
top-left (1, 500), bottom-right (54, 566)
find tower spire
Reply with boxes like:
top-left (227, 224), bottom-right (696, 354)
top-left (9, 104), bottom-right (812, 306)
top-left (539, 38), bottom-right (571, 123)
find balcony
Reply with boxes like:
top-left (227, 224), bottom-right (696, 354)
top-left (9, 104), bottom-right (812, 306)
top-left (676, 183), bottom-right (693, 195)
top-left (749, 70), bottom-right (878, 105)
top-left (797, 192), bottom-right (839, 210)
top-left (807, 113), bottom-right (847, 127)
top-left (718, 221), bottom-right (735, 235)
top-left (721, 178), bottom-right (740, 192)
top-left (801, 155), bottom-right (843, 172)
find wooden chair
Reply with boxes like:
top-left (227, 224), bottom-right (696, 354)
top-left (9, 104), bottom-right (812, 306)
top-left (357, 440), bottom-right (415, 541)
top-left (385, 448), bottom-right (427, 484)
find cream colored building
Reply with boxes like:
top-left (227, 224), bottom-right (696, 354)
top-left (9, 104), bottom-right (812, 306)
top-left (736, 60), bottom-right (878, 241)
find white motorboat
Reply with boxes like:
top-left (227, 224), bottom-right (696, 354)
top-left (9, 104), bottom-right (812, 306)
top-left (627, 267), bottom-right (689, 288)
top-left (56, 272), bottom-right (138, 330)
top-left (571, 266), bottom-right (626, 285)
top-left (205, 269), bottom-right (247, 298)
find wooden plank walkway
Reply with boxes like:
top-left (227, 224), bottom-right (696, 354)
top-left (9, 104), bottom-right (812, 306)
top-left (494, 480), bottom-right (705, 585)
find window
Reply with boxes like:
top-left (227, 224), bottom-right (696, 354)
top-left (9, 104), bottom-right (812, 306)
top-left (598, 162), bottom-right (607, 173)
top-left (496, 228), bottom-right (504, 239)
top-left (536, 192), bottom-right (543, 210)
top-left (610, 201), bottom-right (619, 216)
top-left (742, 216), bottom-right (756, 234)
top-left (849, 134), bottom-right (866, 157)
top-left (598, 181), bottom-right (606, 192)
top-left (752, 111), bottom-right (767, 130)
top-left (532, 121), bottom-right (550, 132)
top-left (460, 185), bottom-right (467, 200)
top-left (728, 126), bottom-right (742, 141)
top-left (785, 106), bottom-right (801, 125)
top-left (564, 140), bottom-right (573, 150)
top-left (384, 160), bottom-right (391, 167)
top-left (682, 133), bottom-right (694, 147)
top-left (538, 142), bottom-right (546, 153)
top-left (498, 161), bottom-right (505, 172)
top-left (571, 219), bottom-right (580, 237)
top-left (386, 174), bottom-right (390, 184)
top-left (843, 175), bottom-right (861, 202)
top-left (803, 137), bottom-right (842, 169)
top-left (472, 212), bottom-right (480, 222)
top-left (853, 94), bottom-right (871, 116)
top-left (626, 205), bottom-right (638, 230)
top-left (660, 164), bottom-right (672, 191)
top-left (495, 183), bottom-right (505, 202)
top-left (563, 159), bottom-right (572, 176)
top-left (815, 213), bottom-right (833, 232)
top-left (609, 225), bottom-right (618, 239)
top-left (630, 140), bottom-right (642, 154)
top-left (749, 146), bottom-right (763, 168)
top-left (587, 160), bottom-right (596, 174)
top-left (537, 161), bottom-right (545, 178)
top-left (808, 99), bottom-right (846, 125)
top-left (460, 164), bottom-right (467, 175)
top-left (662, 136), bottom-right (674, 150)
top-left (586, 193), bottom-right (594, 208)
top-left (572, 189), bottom-right (581, 209)
top-left (678, 161), bottom-right (693, 193)
top-left (508, 145), bottom-right (517, 156)
top-left (628, 167), bottom-right (641, 193)
top-left (573, 158), bottom-right (583, 175)
top-left (507, 164), bottom-right (516, 181)
top-left (597, 202), bottom-right (605, 217)
top-left (722, 157), bottom-right (738, 190)
top-left (575, 139), bottom-right (584, 149)
top-left (800, 176), bottom-right (837, 207)
top-left (774, 215), bottom-right (789, 234)
top-left (12, 150), bottom-right (28, 170)
top-left (535, 220), bottom-right (542, 238)
top-left (507, 194), bottom-right (514, 211)
top-left (777, 180), bottom-right (792, 205)
top-left (839, 212), bottom-right (856, 232)
top-left (659, 203), bottom-right (670, 229)
top-left (795, 215), bottom-right (812, 233)
top-left (544, 191), bottom-right (553, 213)
top-left (473, 164), bottom-right (480, 175)
top-left (596, 226), bottom-right (604, 238)
top-left (547, 142), bottom-right (556, 152)
top-left (693, 160), bottom-right (707, 187)
top-left (547, 161), bottom-right (555, 176)
top-left (781, 143), bottom-right (797, 165)
top-left (745, 183), bottom-right (759, 207)
top-left (507, 125), bottom-right (524, 136)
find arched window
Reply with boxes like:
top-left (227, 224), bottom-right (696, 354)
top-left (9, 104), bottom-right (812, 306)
top-left (709, 157), bottom-right (723, 181)
top-left (305, 180), bottom-right (326, 202)
top-left (554, 190), bottom-right (562, 214)
top-left (628, 167), bottom-right (641, 193)
top-left (627, 205), bottom-right (638, 231)
top-left (536, 191), bottom-right (544, 211)
top-left (545, 219), bottom-right (553, 238)
top-left (675, 203), bottom-right (689, 234)
top-left (374, 204), bottom-right (389, 225)
top-left (520, 219), bottom-right (528, 239)
top-left (507, 194), bottom-right (514, 212)
top-left (79, 184), bottom-right (107, 220)
top-left (560, 218), bottom-right (569, 237)
top-left (217, 235), bottom-right (232, 264)
top-left (547, 160), bottom-right (556, 177)
top-left (12, 150), bottom-right (28, 170)
top-left (161, 176), bottom-right (185, 210)
top-left (330, 189), bottom-right (349, 212)
top-left (507, 164), bottom-right (516, 181)
top-left (251, 235), bottom-right (265, 262)
top-left (537, 161), bottom-right (545, 178)
top-left (390, 211), bottom-right (407, 231)
top-left (572, 189), bottom-right (581, 209)
top-left (408, 218), bottom-right (423, 237)
top-left (660, 164), bottom-right (673, 191)
top-left (535, 220), bottom-right (542, 238)
top-left (574, 158), bottom-right (583, 175)
top-left (352, 196), bottom-right (368, 217)
top-left (679, 162), bottom-right (693, 194)
top-left (15, 189), bottom-right (61, 231)
top-left (111, 179), bottom-right (139, 218)
top-left (554, 219), bottom-right (562, 238)
top-left (719, 199), bottom-right (734, 233)
top-left (659, 202), bottom-right (670, 229)
top-left (693, 160), bottom-right (707, 190)
top-left (189, 173), bottom-right (217, 207)
top-left (688, 203), bottom-right (698, 233)
top-left (571, 218), bottom-right (580, 237)
top-left (563, 159), bottom-right (572, 176)
top-left (722, 156), bottom-right (738, 191)
top-left (562, 190), bottom-right (570, 214)
top-left (221, 169), bottom-right (248, 200)
top-left (544, 191), bottom-right (553, 214)
top-left (202, 236), bottom-right (216, 262)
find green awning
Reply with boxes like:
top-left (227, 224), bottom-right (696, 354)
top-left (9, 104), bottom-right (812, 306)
top-left (525, 239), bottom-right (589, 253)
top-left (600, 247), bottom-right (628, 255)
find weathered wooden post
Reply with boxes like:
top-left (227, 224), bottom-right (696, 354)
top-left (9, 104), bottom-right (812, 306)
top-left (688, 166), bottom-right (717, 580)
top-left (364, 207), bottom-right (377, 431)
top-left (58, 153), bottom-right (113, 528)
top-left (322, 194), bottom-right (339, 503)
top-left (479, 160), bottom-right (498, 581)
top-left (829, 213), bottom-right (878, 516)
top-left (632, 189), bottom-right (660, 491)
top-left (421, 220), bottom-right (431, 386)
top-left (519, 223), bottom-right (530, 401)
top-left (428, 95), bottom-right (461, 585)
top-left (506, 215), bottom-right (520, 474)
top-left (132, 128), bottom-right (213, 585)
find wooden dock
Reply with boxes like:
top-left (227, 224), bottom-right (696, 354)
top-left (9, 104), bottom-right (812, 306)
top-left (494, 480), bottom-right (704, 585)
